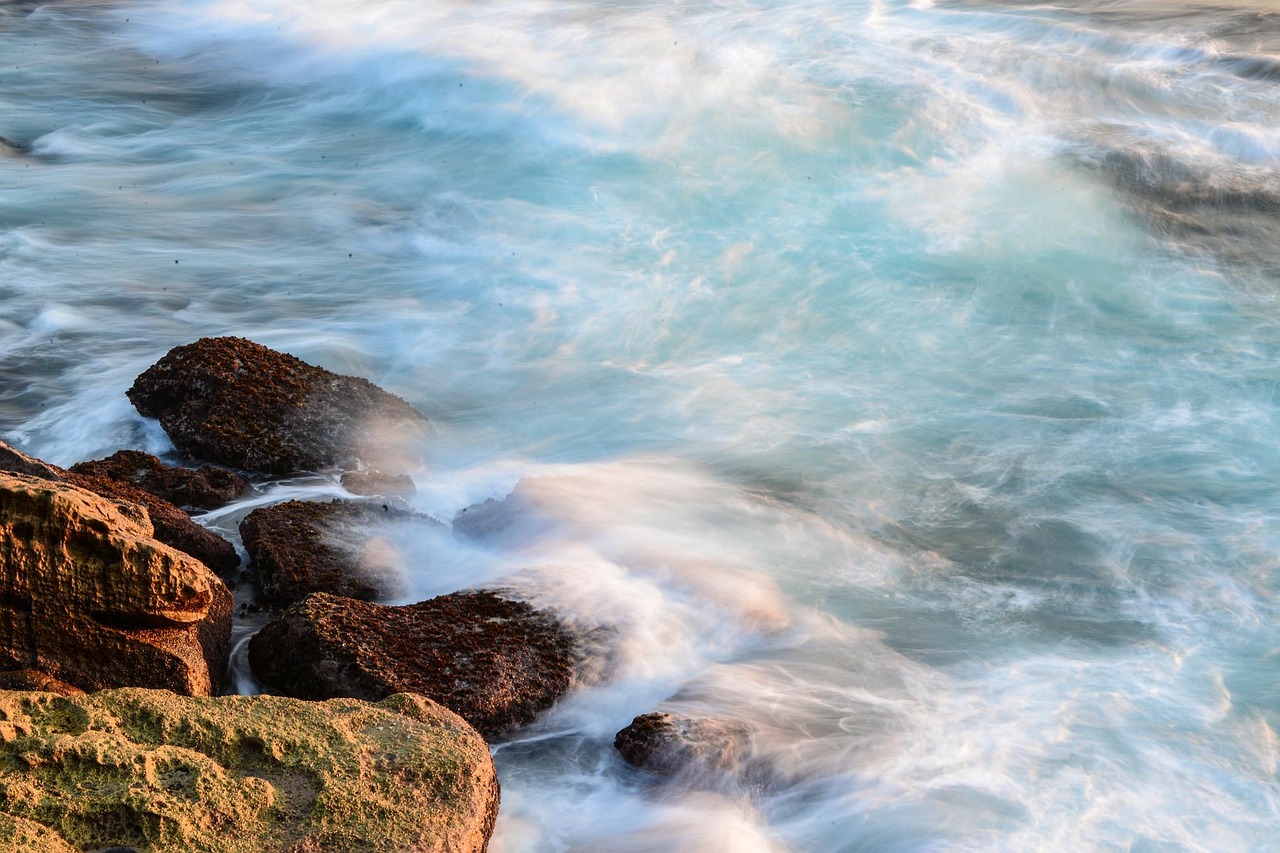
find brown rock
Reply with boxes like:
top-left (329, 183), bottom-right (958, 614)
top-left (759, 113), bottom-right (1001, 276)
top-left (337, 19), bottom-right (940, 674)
top-left (0, 472), bottom-right (232, 695)
top-left (70, 450), bottom-right (251, 510)
top-left (65, 472), bottom-right (240, 575)
top-left (249, 590), bottom-right (576, 739)
top-left (126, 337), bottom-right (429, 476)
top-left (0, 441), bottom-right (239, 575)
top-left (614, 712), bottom-right (751, 778)
top-left (240, 499), bottom-right (436, 606)
top-left (340, 469), bottom-right (416, 497)
top-left (0, 670), bottom-right (84, 696)
top-left (0, 688), bottom-right (498, 853)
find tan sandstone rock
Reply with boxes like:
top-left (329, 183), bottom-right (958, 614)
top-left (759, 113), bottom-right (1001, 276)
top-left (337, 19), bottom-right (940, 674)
top-left (0, 472), bottom-right (231, 695)
top-left (0, 688), bottom-right (499, 853)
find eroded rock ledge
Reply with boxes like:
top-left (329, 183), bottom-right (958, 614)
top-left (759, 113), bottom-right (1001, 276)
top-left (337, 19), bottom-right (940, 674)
top-left (0, 688), bottom-right (498, 853)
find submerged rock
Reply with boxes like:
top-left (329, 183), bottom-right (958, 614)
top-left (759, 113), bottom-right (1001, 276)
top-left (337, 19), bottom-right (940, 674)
top-left (614, 712), bottom-right (752, 778)
top-left (127, 336), bottom-right (429, 476)
top-left (0, 471), bottom-right (231, 695)
top-left (340, 468), bottom-right (416, 497)
top-left (249, 590), bottom-right (577, 739)
top-left (0, 441), bottom-right (239, 575)
top-left (239, 499), bottom-right (434, 606)
top-left (0, 688), bottom-right (498, 853)
top-left (70, 450), bottom-right (251, 510)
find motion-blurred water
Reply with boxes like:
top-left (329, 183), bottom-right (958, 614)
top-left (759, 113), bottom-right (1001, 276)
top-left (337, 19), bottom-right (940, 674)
top-left (4, 0), bottom-right (1280, 848)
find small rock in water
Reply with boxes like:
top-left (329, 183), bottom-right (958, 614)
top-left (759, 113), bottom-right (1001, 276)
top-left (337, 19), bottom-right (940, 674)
top-left (614, 712), bottom-right (752, 779)
top-left (127, 336), bottom-right (430, 476)
top-left (340, 468), bottom-right (416, 497)
top-left (240, 499), bottom-right (437, 606)
top-left (249, 590), bottom-right (577, 738)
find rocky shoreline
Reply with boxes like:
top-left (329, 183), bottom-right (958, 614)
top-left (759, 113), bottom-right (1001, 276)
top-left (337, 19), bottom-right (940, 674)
top-left (0, 337), bottom-right (737, 851)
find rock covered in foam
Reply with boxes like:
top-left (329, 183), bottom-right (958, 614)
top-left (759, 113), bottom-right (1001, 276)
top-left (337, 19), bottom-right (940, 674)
top-left (0, 688), bottom-right (498, 853)
top-left (249, 590), bottom-right (577, 739)
top-left (239, 499), bottom-right (436, 606)
top-left (0, 471), bottom-right (231, 695)
top-left (127, 337), bottom-right (429, 476)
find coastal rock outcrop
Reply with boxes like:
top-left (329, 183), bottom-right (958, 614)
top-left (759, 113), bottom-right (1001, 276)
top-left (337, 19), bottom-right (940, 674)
top-left (0, 471), bottom-right (231, 695)
top-left (0, 688), bottom-right (498, 853)
top-left (614, 712), bottom-right (752, 778)
top-left (249, 590), bottom-right (577, 739)
top-left (126, 336), bottom-right (430, 476)
top-left (70, 449), bottom-right (251, 510)
top-left (239, 499), bottom-right (435, 606)
top-left (0, 441), bottom-right (239, 575)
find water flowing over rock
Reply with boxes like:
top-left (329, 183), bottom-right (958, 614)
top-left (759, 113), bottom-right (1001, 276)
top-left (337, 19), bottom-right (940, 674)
top-left (70, 450), bottom-right (251, 510)
top-left (0, 472), bottom-right (231, 695)
top-left (0, 688), bottom-right (498, 853)
top-left (0, 441), bottom-right (239, 575)
top-left (248, 590), bottom-right (577, 739)
top-left (614, 712), bottom-right (752, 779)
top-left (127, 337), bottom-right (430, 476)
top-left (239, 499), bottom-right (435, 606)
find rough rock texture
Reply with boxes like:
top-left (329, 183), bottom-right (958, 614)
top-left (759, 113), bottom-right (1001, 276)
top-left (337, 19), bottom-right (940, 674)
top-left (127, 337), bottom-right (430, 476)
top-left (70, 450), bottom-right (251, 510)
top-left (0, 472), bottom-right (231, 695)
top-left (0, 688), bottom-right (498, 853)
top-left (239, 500), bottom-right (434, 606)
top-left (0, 672), bottom-right (84, 697)
top-left (63, 473), bottom-right (239, 575)
top-left (249, 591), bottom-right (576, 739)
top-left (0, 441), bottom-right (238, 575)
top-left (340, 469), bottom-right (416, 497)
top-left (614, 712), bottom-right (751, 778)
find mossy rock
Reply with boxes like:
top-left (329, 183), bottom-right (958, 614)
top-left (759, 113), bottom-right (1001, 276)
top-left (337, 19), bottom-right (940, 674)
top-left (0, 688), bottom-right (498, 852)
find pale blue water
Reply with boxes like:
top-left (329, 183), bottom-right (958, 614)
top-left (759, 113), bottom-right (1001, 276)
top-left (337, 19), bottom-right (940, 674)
top-left (4, 0), bottom-right (1280, 849)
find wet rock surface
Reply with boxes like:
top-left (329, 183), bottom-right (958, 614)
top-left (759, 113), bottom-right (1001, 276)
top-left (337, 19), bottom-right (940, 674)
top-left (614, 712), bottom-right (752, 778)
top-left (0, 471), bottom-right (231, 695)
top-left (0, 441), bottom-right (239, 575)
top-left (249, 590), bottom-right (577, 739)
top-left (70, 450), bottom-right (251, 510)
top-left (127, 337), bottom-right (430, 476)
top-left (340, 468), bottom-right (416, 497)
top-left (239, 499), bottom-right (433, 606)
top-left (0, 688), bottom-right (498, 853)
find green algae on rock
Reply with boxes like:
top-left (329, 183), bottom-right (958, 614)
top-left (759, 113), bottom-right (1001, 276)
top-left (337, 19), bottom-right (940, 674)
top-left (0, 688), bottom-right (498, 853)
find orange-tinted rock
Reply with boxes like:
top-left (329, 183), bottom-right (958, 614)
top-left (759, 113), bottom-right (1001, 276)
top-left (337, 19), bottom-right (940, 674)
top-left (240, 500), bottom-right (435, 606)
top-left (249, 590), bottom-right (576, 739)
top-left (0, 441), bottom-right (238, 575)
top-left (0, 471), bottom-right (232, 695)
top-left (70, 450), bottom-right (251, 510)
top-left (0, 670), bottom-right (84, 696)
top-left (127, 337), bottom-right (429, 476)
top-left (65, 472), bottom-right (239, 575)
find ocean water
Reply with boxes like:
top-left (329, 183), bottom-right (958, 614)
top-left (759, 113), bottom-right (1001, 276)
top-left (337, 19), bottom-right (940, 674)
top-left (4, 0), bottom-right (1280, 848)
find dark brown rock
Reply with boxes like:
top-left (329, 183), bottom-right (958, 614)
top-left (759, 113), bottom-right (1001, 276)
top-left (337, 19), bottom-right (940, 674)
top-left (239, 499), bottom-right (435, 606)
top-left (614, 712), bottom-right (751, 778)
top-left (340, 469), bottom-right (416, 497)
top-left (127, 337), bottom-right (430, 476)
top-left (70, 450), bottom-right (251, 510)
top-left (0, 471), bottom-right (232, 695)
top-left (0, 441), bottom-right (239, 575)
top-left (0, 670), bottom-right (85, 696)
top-left (249, 590), bottom-right (577, 739)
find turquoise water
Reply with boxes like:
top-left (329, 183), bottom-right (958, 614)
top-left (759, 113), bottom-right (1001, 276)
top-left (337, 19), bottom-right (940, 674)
top-left (4, 0), bottom-right (1280, 848)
